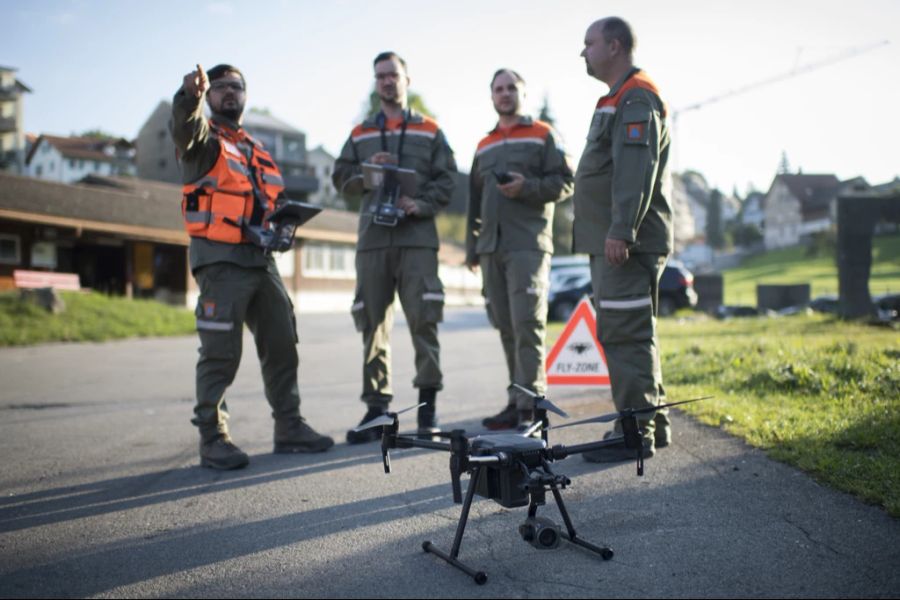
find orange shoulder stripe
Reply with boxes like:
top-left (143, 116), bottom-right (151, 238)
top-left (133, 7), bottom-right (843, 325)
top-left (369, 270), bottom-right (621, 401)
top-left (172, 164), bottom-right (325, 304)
top-left (597, 72), bottom-right (667, 117)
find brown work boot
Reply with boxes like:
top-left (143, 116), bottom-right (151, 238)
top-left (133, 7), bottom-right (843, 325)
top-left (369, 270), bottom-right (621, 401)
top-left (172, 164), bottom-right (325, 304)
top-left (482, 404), bottom-right (519, 430)
top-left (274, 417), bottom-right (334, 453)
top-left (200, 435), bottom-right (250, 470)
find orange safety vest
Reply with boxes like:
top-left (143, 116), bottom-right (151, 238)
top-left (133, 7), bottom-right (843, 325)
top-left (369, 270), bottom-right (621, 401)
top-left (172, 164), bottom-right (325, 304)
top-left (181, 123), bottom-right (285, 244)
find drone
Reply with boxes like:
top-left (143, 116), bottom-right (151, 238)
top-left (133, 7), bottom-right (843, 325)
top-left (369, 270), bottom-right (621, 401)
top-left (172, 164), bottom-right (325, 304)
top-left (353, 385), bottom-right (705, 585)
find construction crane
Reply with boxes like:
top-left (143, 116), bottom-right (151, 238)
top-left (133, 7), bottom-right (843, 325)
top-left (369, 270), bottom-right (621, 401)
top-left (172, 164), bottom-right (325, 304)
top-left (672, 40), bottom-right (889, 121)
top-left (670, 40), bottom-right (889, 172)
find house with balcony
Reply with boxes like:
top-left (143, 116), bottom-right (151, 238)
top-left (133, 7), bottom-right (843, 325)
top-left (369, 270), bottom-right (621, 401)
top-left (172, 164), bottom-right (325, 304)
top-left (0, 66), bottom-right (32, 175)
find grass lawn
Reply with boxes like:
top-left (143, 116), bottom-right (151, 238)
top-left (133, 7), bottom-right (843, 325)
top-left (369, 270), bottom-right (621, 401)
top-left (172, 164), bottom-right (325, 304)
top-left (722, 234), bottom-right (900, 305)
top-left (547, 313), bottom-right (900, 517)
top-left (0, 290), bottom-right (195, 346)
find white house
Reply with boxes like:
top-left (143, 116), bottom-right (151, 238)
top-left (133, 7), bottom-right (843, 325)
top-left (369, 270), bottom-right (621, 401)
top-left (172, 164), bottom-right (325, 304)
top-left (26, 135), bottom-right (135, 183)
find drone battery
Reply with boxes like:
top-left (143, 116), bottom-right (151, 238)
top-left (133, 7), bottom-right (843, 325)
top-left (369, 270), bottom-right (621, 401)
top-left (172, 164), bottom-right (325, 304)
top-left (470, 434), bottom-right (546, 508)
top-left (474, 465), bottom-right (528, 508)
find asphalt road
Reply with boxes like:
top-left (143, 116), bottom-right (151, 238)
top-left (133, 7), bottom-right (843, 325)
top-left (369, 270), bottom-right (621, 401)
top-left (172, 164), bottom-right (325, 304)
top-left (1, 308), bottom-right (898, 598)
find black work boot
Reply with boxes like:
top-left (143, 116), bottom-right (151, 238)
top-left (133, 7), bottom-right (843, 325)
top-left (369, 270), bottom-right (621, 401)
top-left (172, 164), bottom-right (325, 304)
top-left (417, 388), bottom-right (440, 439)
top-left (200, 434), bottom-right (250, 470)
top-left (482, 404), bottom-right (519, 430)
top-left (346, 406), bottom-right (388, 445)
top-left (274, 417), bottom-right (334, 454)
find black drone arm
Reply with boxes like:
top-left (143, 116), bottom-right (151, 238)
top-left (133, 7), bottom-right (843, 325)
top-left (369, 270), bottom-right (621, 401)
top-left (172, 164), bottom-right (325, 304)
top-left (549, 429), bottom-right (645, 476)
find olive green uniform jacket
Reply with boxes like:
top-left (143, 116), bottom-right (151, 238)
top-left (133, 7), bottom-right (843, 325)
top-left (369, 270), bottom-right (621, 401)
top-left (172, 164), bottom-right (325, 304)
top-left (332, 109), bottom-right (457, 251)
top-left (573, 67), bottom-right (673, 256)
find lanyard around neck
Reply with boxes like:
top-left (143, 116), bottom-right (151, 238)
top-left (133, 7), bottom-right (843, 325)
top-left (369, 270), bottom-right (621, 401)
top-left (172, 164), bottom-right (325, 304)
top-left (377, 109), bottom-right (409, 166)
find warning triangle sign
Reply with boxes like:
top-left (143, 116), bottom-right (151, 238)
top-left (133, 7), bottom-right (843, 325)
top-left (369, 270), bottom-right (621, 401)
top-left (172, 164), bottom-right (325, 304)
top-left (546, 298), bottom-right (610, 386)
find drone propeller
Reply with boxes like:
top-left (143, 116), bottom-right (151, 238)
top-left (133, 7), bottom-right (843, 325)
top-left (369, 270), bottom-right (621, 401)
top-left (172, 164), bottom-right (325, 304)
top-left (352, 402), bottom-right (425, 432)
top-left (548, 396), bottom-right (712, 431)
top-left (511, 384), bottom-right (570, 419)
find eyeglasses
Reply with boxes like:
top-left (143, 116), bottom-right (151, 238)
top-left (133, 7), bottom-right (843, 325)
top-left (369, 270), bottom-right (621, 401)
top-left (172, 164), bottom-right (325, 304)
top-left (210, 81), bottom-right (245, 92)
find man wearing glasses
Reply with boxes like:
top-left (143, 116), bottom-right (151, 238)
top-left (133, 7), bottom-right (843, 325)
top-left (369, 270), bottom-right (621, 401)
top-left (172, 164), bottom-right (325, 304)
top-left (172, 64), bottom-right (334, 470)
top-left (333, 52), bottom-right (457, 443)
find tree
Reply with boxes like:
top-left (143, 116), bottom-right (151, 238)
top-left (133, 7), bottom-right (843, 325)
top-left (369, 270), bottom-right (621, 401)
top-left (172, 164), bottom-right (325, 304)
top-left (538, 94), bottom-right (555, 127)
top-left (552, 197), bottom-right (575, 255)
top-left (361, 89), bottom-right (435, 120)
top-left (706, 189), bottom-right (726, 249)
top-left (778, 151), bottom-right (791, 174)
top-left (537, 95), bottom-right (575, 255)
top-left (76, 129), bottom-right (118, 140)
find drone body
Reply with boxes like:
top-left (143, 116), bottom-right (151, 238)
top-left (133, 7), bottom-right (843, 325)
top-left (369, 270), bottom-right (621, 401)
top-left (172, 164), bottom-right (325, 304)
top-left (355, 390), bottom-right (706, 584)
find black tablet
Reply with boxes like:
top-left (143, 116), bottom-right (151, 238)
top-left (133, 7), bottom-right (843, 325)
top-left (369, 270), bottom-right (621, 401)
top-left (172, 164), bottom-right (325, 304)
top-left (268, 200), bottom-right (322, 226)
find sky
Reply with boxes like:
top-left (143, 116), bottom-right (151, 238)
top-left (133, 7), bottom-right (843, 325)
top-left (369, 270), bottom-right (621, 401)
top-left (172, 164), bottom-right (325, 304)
top-left (3, 0), bottom-right (899, 196)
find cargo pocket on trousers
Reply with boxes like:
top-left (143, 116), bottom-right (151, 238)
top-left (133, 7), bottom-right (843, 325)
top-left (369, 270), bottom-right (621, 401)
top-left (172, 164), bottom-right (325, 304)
top-left (351, 293), bottom-right (368, 333)
top-left (195, 298), bottom-right (236, 359)
top-left (596, 296), bottom-right (654, 345)
top-left (421, 276), bottom-right (445, 324)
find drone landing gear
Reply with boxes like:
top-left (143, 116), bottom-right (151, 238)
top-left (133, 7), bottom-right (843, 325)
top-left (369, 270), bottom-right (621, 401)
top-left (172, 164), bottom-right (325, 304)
top-left (422, 466), bottom-right (613, 585)
top-left (423, 465), bottom-right (489, 584)
top-left (546, 485), bottom-right (614, 560)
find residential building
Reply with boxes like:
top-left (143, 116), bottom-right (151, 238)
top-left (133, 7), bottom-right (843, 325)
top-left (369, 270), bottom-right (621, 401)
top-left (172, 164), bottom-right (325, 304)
top-left (25, 135), bottom-right (136, 183)
top-left (739, 191), bottom-right (765, 230)
top-left (306, 145), bottom-right (343, 208)
top-left (0, 66), bottom-right (32, 174)
top-left (763, 173), bottom-right (842, 249)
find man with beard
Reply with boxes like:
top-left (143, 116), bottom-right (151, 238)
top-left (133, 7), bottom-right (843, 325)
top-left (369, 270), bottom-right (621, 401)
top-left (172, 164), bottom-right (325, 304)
top-left (332, 52), bottom-right (457, 443)
top-left (574, 18), bottom-right (674, 462)
top-left (466, 69), bottom-right (573, 430)
top-left (172, 64), bottom-right (334, 470)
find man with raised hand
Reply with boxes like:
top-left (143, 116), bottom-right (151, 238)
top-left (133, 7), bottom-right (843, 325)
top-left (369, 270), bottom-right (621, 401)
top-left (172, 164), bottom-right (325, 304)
top-left (173, 64), bottom-right (333, 469)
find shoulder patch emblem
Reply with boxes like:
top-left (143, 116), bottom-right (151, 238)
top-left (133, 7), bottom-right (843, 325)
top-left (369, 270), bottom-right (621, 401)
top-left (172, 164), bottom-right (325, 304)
top-left (627, 123), bottom-right (644, 140)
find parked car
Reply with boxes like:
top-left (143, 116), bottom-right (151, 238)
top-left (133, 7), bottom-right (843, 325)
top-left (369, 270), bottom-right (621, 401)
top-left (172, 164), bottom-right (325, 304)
top-left (547, 257), bottom-right (698, 321)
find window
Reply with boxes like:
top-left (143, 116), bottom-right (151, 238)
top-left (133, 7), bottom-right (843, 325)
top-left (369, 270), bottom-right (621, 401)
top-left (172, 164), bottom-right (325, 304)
top-left (302, 242), bottom-right (355, 279)
top-left (0, 234), bottom-right (21, 265)
top-left (275, 249), bottom-right (294, 277)
top-left (30, 241), bottom-right (57, 269)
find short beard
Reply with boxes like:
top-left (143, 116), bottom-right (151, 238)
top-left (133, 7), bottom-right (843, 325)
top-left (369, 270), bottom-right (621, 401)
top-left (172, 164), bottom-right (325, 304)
top-left (218, 107), bottom-right (243, 122)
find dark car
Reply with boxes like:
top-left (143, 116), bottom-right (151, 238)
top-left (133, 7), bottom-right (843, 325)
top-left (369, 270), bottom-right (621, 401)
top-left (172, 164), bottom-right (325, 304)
top-left (547, 257), bottom-right (698, 321)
